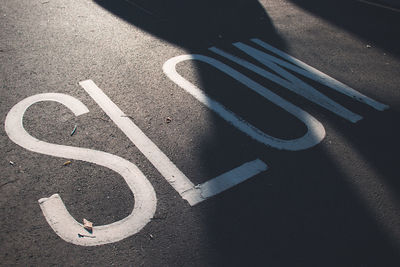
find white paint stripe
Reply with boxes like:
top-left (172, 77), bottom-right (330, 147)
top-left (210, 46), bottom-right (362, 123)
top-left (79, 80), bottom-right (269, 205)
top-left (182, 159), bottom-right (268, 205)
top-left (79, 80), bottom-right (195, 195)
top-left (163, 54), bottom-right (325, 151)
top-left (249, 39), bottom-right (389, 111)
top-left (4, 93), bottom-right (157, 246)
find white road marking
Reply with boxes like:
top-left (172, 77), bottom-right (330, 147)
top-left (3, 37), bottom-right (392, 246)
top-left (79, 80), bottom-right (268, 206)
top-left (4, 93), bottom-right (157, 246)
top-left (248, 39), bottom-right (388, 112)
top-left (210, 45), bottom-right (363, 122)
top-left (182, 159), bottom-right (268, 205)
top-left (163, 54), bottom-right (325, 151)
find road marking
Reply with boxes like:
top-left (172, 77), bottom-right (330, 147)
top-left (248, 39), bottom-right (388, 111)
top-left (79, 80), bottom-right (268, 206)
top-left (4, 93), bottom-right (157, 246)
top-left (211, 44), bottom-right (353, 123)
top-left (209, 39), bottom-right (388, 123)
top-left (3, 37), bottom-right (391, 245)
top-left (163, 54), bottom-right (325, 151)
top-left (181, 159), bottom-right (268, 204)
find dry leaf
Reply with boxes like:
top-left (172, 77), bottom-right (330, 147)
top-left (83, 218), bottom-right (93, 232)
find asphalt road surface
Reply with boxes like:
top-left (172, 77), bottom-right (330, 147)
top-left (1, 0), bottom-right (400, 266)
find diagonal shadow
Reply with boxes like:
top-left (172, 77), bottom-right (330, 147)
top-left (93, 0), bottom-right (400, 265)
top-left (288, 0), bottom-right (400, 57)
top-left (93, 0), bottom-right (286, 49)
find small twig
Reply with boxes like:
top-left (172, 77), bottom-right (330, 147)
top-left (70, 125), bottom-right (77, 136)
top-left (0, 179), bottom-right (18, 188)
top-left (121, 115), bottom-right (135, 120)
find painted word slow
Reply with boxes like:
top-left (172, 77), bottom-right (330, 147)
top-left (5, 39), bottom-right (388, 246)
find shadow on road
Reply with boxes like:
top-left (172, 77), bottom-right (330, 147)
top-left (288, 0), bottom-right (400, 57)
top-left (94, 0), bottom-right (285, 49)
top-left (93, 0), bottom-right (400, 265)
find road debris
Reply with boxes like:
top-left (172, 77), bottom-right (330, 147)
top-left (63, 160), bottom-right (72, 166)
top-left (149, 234), bottom-right (154, 239)
top-left (83, 218), bottom-right (93, 233)
top-left (165, 117), bottom-right (172, 123)
top-left (366, 44), bottom-right (372, 48)
top-left (70, 125), bottom-right (77, 136)
top-left (78, 233), bottom-right (96, 238)
top-left (0, 179), bottom-right (18, 188)
top-left (9, 161), bottom-right (15, 166)
top-left (121, 115), bottom-right (135, 119)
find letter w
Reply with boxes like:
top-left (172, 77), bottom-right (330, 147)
top-left (209, 39), bottom-right (388, 123)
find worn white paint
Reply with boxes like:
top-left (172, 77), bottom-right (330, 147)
top-left (4, 93), bottom-right (157, 246)
top-left (163, 54), bottom-right (325, 151)
top-left (79, 80), bottom-right (268, 206)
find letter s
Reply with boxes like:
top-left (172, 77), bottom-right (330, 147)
top-left (4, 93), bottom-right (157, 246)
